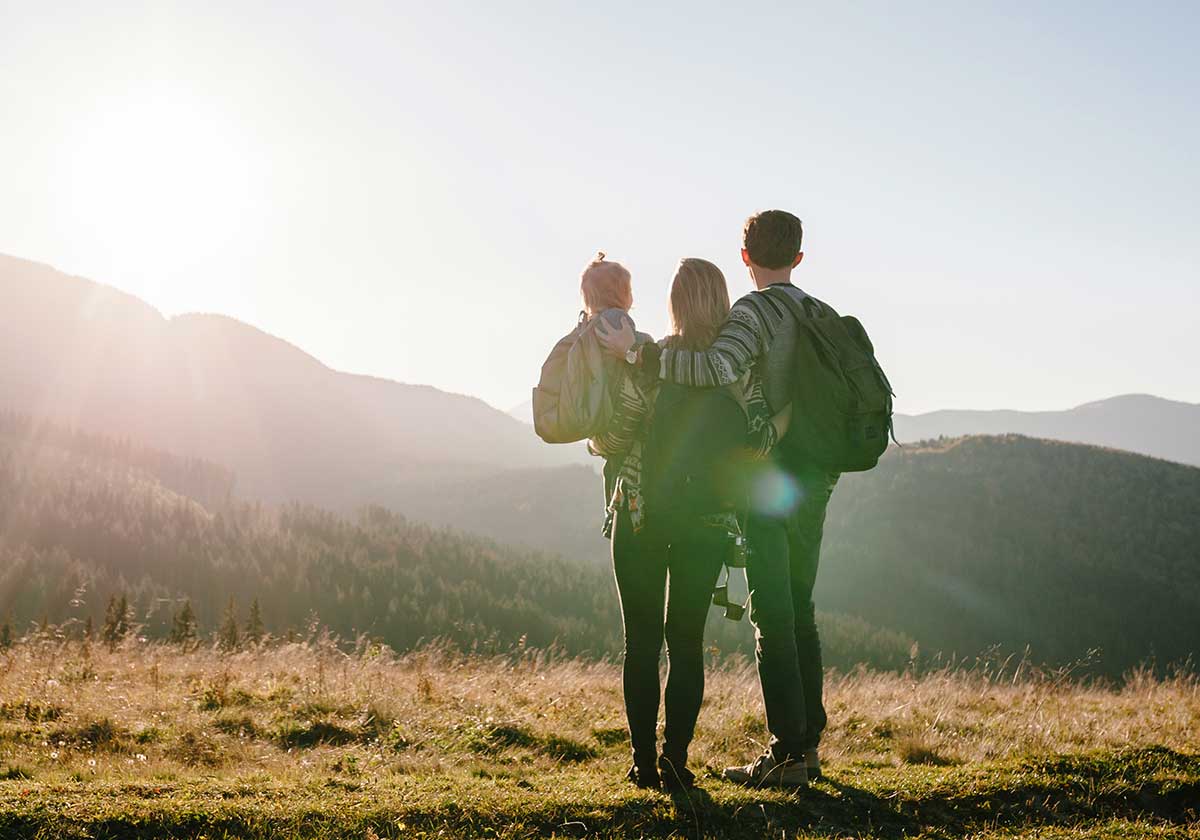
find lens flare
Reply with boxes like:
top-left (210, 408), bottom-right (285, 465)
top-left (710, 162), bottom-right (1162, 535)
top-left (748, 464), bottom-right (802, 518)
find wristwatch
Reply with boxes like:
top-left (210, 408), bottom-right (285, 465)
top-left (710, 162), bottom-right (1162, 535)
top-left (624, 346), bottom-right (639, 366)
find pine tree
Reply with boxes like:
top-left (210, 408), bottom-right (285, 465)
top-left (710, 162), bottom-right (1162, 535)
top-left (101, 596), bottom-right (118, 648)
top-left (84, 615), bottom-right (94, 641)
top-left (102, 594), bottom-right (130, 650)
top-left (0, 619), bottom-right (11, 649)
top-left (170, 601), bottom-right (197, 647)
top-left (116, 595), bottom-right (130, 638)
top-left (218, 597), bottom-right (240, 651)
top-left (244, 598), bottom-right (265, 645)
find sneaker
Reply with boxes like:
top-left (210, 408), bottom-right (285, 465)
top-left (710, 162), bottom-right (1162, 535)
top-left (722, 752), bottom-right (809, 789)
top-left (804, 747), bottom-right (822, 780)
top-left (658, 754), bottom-right (695, 791)
top-left (626, 763), bottom-right (661, 790)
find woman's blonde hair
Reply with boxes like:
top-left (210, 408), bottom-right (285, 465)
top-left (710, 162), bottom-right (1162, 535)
top-left (580, 252), bottom-right (633, 316)
top-left (668, 258), bottom-right (730, 350)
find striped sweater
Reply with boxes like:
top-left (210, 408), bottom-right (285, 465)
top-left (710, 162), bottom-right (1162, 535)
top-left (657, 283), bottom-right (805, 389)
top-left (591, 340), bottom-right (781, 535)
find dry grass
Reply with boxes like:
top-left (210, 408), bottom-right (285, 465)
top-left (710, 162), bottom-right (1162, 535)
top-left (4, 639), bottom-right (1195, 781)
top-left (0, 637), bottom-right (1197, 838)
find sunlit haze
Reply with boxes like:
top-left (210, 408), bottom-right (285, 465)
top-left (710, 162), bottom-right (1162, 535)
top-left (3, 2), bottom-right (1197, 414)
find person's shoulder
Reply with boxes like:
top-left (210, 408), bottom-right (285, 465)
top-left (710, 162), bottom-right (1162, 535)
top-left (805, 295), bottom-right (838, 316)
top-left (725, 291), bottom-right (768, 324)
top-left (732, 288), bottom-right (791, 324)
top-left (732, 289), bottom-right (763, 309)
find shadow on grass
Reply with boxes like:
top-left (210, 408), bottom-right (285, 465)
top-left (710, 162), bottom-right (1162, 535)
top-left (0, 747), bottom-right (1197, 839)
top-left (701, 746), bottom-right (1200, 840)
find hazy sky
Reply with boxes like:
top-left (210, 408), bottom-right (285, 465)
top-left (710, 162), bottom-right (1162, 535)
top-left (3, 1), bottom-right (1197, 414)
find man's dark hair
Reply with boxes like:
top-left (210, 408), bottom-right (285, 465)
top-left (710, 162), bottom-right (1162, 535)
top-left (743, 210), bottom-right (803, 270)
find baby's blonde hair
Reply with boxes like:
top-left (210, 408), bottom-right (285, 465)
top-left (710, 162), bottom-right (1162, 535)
top-left (580, 252), bottom-right (633, 316)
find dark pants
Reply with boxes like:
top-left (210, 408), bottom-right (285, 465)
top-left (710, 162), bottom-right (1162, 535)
top-left (746, 467), bottom-right (839, 763)
top-left (611, 508), bottom-right (725, 769)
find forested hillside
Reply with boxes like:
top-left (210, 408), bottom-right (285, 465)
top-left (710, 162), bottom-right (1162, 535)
top-left (0, 412), bottom-right (234, 509)
top-left (819, 435), bottom-right (1200, 673)
top-left (397, 434), bottom-right (1200, 675)
top-left (4, 402), bottom-right (1197, 675)
top-left (0, 424), bottom-right (617, 655)
top-left (0, 414), bottom-right (912, 670)
top-left (383, 463), bottom-right (607, 564)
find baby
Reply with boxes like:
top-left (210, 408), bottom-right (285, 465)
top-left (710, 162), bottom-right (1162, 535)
top-left (579, 252), bottom-right (647, 344)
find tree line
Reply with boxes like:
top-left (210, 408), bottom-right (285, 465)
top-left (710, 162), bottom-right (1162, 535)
top-left (0, 413), bottom-right (914, 669)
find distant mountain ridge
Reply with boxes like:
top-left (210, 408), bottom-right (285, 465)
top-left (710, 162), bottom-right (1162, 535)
top-left (521, 389), bottom-right (1199, 466)
top-left (895, 394), bottom-right (1200, 467)
top-left (818, 434), bottom-right (1200, 673)
top-left (509, 398), bottom-right (534, 424)
top-left (0, 253), bottom-right (588, 509)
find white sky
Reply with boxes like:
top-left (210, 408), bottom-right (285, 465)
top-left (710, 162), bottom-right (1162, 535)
top-left (2, 1), bottom-right (1197, 414)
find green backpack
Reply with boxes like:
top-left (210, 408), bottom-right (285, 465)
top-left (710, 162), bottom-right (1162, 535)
top-left (762, 287), bottom-right (895, 473)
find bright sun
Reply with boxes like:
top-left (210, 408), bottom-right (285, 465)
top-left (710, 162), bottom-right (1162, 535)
top-left (59, 87), bottom-right (261, 312)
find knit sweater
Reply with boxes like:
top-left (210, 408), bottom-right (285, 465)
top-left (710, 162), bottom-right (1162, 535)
top-left (654, 283), bottom-right (818, 391)
top-left (591, 338), bottom-right (781, 536)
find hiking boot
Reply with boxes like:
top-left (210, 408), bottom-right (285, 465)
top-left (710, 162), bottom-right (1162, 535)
top-left (804, 747), bottom-right (822, 779)
top-left (658, 754), bottom-right (695, 791)
top-left (722, 751), bottom-right (809, 788)
top-left (626, 762), bottom-right (661, 790)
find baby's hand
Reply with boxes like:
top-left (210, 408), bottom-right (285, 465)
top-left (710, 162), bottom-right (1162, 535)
top-left (595, 318), bottom-right (635, 357)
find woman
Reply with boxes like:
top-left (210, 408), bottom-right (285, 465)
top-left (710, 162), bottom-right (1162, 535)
top-left (591, 258), bottom-right (789, 790)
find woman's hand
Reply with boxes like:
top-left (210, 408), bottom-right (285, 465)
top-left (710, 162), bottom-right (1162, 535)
top-left (771, 403), bottom-right (793, 439)
top-left (595, 318), bottom-right (636, 357)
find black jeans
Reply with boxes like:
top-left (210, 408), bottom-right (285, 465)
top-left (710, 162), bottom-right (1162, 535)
top-left (611, 508), bottom-right (725, 769)
top-left (746, 467), bottom-right (839, 763)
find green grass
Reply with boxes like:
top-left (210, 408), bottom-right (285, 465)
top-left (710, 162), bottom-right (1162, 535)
top-left (1, 748), bottom-right (1197, 839)
top-left (0, 640), bottom-right (1196, 839)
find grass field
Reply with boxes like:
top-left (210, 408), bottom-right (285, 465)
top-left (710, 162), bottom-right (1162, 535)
top-left (0, 638), bottom-right (1197, 839)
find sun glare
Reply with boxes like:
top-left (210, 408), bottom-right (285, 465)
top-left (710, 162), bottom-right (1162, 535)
top-left (58, 87), bottom-right (261, 311)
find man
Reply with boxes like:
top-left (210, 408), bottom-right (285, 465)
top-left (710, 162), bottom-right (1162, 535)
top-left (598, 209), bottom-right (837, 788)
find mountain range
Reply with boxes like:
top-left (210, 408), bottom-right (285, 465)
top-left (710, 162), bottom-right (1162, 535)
top-left (3, 252), bottom-right (1199, 674)
top-left (5, 252), bottom-right (1198, 565)
top-left (0, 253), bottom-right (591, 513)
top-left (513, 382), bottom-right (1199, 469)
top-left (893, 395), bottom-right (1200, 467)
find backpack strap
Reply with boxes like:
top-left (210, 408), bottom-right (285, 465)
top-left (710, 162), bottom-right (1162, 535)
top-left (764, 286), bottom-right (817, 324)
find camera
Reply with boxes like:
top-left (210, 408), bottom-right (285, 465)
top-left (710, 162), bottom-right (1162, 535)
top-left (711, 582), bottom-right (747, 622)
top-left (727, 531), bottom-right (750, 568)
